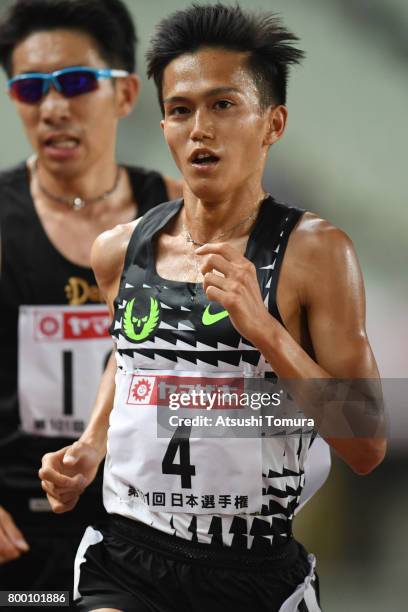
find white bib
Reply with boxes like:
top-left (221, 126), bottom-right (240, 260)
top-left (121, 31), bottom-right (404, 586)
top-left (18, 304), bottom-right (112, 438)
top-left (106, 369), bottom-right (263, 515)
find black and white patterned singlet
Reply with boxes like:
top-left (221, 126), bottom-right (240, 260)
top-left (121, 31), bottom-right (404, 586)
top-left (104, 196), bottom-right (315, 551)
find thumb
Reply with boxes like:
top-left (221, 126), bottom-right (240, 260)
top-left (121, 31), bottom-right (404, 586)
top-left (62, 448), bottom-right (78, 466)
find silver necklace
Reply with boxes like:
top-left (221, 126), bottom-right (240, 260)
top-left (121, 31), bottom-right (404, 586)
top-left (35, 161), bottom-right (122, 211)
top-left (183, 194), bottom-right (268, 247)
top-left (183, 194), bottom-right (268, 285)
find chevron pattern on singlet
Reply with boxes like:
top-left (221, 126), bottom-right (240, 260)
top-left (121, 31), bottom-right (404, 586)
top-left (107, 198), bottom-right (313, 549)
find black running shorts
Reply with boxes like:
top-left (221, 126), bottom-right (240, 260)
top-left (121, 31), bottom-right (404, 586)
top-left (74, 514), bottom-right (321, 612)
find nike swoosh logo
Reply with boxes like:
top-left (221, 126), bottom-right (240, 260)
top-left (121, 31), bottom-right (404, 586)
top-left (202, 305), bottom-right (229, 326)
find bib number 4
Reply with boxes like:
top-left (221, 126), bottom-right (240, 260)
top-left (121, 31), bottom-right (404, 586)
top-left (162, 425), bottom-right (196, 488)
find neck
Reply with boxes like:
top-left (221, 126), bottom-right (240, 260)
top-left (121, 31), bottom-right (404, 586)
top-left (183, 183), bottom-right (267, 244)
top-left (33, 154), bottom-right (119, 203)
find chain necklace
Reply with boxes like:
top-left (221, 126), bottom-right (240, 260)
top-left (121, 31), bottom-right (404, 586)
top-left (184, 210), bottom-right (257, 248)
top-left (183, 193), bottom-right (268, 285)
top-left (34, 160), bottom-right (122, 211)
top-left (183, 194), bottom-right (268, 247)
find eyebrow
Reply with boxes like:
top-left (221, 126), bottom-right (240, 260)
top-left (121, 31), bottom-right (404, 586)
top-left (162, 86), bottom-right (241, 105)
top-left (15, 64), bottom-right (85, 75)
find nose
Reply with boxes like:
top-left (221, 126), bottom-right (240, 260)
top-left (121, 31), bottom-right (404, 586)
top-left (39, 86), bottom-right (71, 126)
top-left (190, 108), bottom-right (214, 142)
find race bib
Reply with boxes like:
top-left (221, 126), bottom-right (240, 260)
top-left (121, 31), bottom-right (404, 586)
top-left (18, 304), bottom-right (112, 438)
top-left (107, 370), bottom-right (263, 515)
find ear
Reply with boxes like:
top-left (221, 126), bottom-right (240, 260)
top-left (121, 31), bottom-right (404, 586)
top-left (116, 73), bottom-right (141, 118)
top-left (160, 118), bottom-right (165, 131)
top-left (263, 104), bottom-right (288, 146)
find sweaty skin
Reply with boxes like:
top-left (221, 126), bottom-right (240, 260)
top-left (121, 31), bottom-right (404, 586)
top-left (40, 47), bottom-right (386, 516)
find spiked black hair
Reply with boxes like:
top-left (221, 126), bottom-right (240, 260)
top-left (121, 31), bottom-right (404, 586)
top-left (146, 3), bottom-right (305, 113)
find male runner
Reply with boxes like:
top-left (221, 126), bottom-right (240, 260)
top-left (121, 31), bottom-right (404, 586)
top-left (41, 4), bottom-right (386, 611)
top-left (0, 0), bottom-right (180, 601)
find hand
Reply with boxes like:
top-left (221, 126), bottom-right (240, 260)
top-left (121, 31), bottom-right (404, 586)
top-left (197, 242), bottom-right (275, 344)
top-left (0, 506), bottom-right (29, 564)
top-left (39, 441), bottom-right (102, 514)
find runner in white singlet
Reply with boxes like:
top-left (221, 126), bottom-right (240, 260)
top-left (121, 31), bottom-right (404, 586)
top-left (40, 5), bottom-right (386, 612)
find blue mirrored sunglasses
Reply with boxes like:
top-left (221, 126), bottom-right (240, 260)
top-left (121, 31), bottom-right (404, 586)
top-left (8, 66), bottom-right (129, 104)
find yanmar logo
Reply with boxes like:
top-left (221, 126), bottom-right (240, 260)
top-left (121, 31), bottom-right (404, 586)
top-left (64, 311), bottom-right (110, 339)
top-left (126, 374), bottom-right (244, 409)
top-left (34, 310), bottom-right (110, 341)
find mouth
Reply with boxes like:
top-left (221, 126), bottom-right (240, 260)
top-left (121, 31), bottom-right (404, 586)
top-left (44, 135), bottom-right (81, 149)
top-left (41, 134), bottom-right (82, 160)
top-left (189, 149), bottom-right (220, 168)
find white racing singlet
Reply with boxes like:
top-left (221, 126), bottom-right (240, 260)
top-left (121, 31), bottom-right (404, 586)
top-left (104, 198), bottom-right (324, 549)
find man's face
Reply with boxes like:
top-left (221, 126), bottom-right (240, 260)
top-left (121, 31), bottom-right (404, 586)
top-left (161, 47), bottom-right (285, 202)
top-left (10, 29), bottom-right (133, 178)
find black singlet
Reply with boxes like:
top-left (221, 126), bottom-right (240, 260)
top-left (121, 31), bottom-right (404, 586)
top-left (0, 162), bottom-right (168, 526)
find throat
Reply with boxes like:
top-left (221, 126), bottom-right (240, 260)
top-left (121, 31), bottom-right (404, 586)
top-left (33, 160), bottom-right (122, 210)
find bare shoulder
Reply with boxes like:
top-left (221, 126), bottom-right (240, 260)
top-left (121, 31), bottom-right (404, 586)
top-left (91, 218), bottom-right (141, 288)
top-left (163, 175), bottom-right (183, 200)
top-left (290, 211), bottom-right (356, 265)
top-left (284, 212), bottom-right (363, 306)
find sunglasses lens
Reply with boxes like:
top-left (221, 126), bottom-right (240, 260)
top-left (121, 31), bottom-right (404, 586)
top-left (57, 70), bottom-right (99, 97)
top-left (10, 78), bottom-right (44, 104)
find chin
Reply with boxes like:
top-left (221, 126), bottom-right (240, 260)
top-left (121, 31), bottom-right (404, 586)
top-left (40, 155), bottom-right (87, 178)
top-left (186, 178), bottom-right (229, 203)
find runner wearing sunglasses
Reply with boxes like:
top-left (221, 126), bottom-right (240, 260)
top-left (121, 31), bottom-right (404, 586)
top-left (0, 0), bottom-right (181, 606)
top-left (8, 66), bottom-right (130, 105)
top-left (40, 4), bottom-right (385, 612)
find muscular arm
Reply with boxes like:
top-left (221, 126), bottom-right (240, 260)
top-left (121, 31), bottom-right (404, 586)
top-left (78, 220), bottom-right (138, 452)
top-left (260, 218), bottom-right (385, 473)
top-left (270, 216), bottom-right (377, 378)
top-left (199, 215), bottom-right (386, 475)
top-left (39, 220), bottom-right (138, 512)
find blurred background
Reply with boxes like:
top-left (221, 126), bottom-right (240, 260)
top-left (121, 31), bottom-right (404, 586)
top-left (0, 0), bottom-right (407, 609)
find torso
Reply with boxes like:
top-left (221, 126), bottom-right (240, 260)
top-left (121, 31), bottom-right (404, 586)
top-left (0, 161), bottom-right (169, 506)
top-left (155, 209), bottom-right (316, 356)
top-left (29, 160), bottom-right (139, 268)
top-left (104, 197), bottom-right (315, 549)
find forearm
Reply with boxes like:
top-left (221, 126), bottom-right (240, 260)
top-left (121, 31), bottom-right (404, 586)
top-left (79, 350), bottom-right (117, 461)
top-left (39, 354), bottom-right (116, 513)
top-left (253, 315), bottom-right (330, 380)
top-left (251, 314), bottom-right (386, 473)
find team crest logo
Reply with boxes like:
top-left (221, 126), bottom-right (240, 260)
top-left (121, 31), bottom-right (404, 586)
top-left (122, 296), bottom-right (161, 343)
top-left (127, 376), bottom-right (156, 405)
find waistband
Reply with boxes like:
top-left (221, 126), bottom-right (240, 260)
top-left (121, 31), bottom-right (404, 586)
top-left (108, 514), bottom-right (300, 571)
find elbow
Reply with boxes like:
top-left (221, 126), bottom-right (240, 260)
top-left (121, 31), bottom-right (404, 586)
top-left (351, 438), bottom-right (387, 475)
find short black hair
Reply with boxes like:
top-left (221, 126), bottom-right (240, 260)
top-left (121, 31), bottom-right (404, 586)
top-left (146, 3), bottom-right (305, 113)
top-left (0, 0), bottom-right (137, 77)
